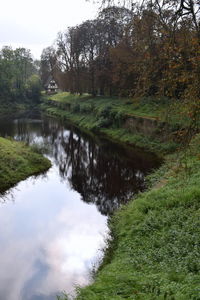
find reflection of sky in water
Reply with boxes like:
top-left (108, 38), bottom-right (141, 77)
top-left (0, 165), bottom-right (108, 300)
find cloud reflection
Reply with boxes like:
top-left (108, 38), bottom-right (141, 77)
top-left (0, 166), bottom-right (107, 300)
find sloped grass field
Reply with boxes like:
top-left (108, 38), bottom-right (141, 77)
top-left (43, 93), bottom-right (178, 154)
top-left (44, 92), bottom-right (191, 128)
top-left (0, 137), bottom-right (51, 192)
top-left (44, 92), bottom-right (167, 119)
top-left (74, 135), bottom-right (200, 299)
top-left (44, 105), bottom-right (176, 154)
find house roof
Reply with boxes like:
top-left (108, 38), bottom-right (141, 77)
top-left (44, 75), bottom-right (58, 88)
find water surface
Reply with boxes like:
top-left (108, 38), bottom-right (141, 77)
top-left (0, 113), bottom-right (160, 300)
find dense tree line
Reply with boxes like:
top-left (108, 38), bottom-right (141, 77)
top-left (0, 46), bottom-right (41, 105)
top-left (41, 0), bottom-right (199, 100)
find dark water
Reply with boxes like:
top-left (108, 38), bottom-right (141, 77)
top-left (0, 112), bottom-right (161, 300)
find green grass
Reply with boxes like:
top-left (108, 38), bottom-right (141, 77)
top-left (45, 92), bottom-right (190, 125)
top-left (73, 135), bottom-right (200, 300)
top-left (102, 128), bottom-right (178, 154)
top-left (0, 137), bottom-right (51, 192)
top-left (45, 92), bottom-right (91, 103)
top-left (45, 92), bottom-right (163, 119)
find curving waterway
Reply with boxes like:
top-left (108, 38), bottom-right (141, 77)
top-left (0, 112), bottom-right (161, 300)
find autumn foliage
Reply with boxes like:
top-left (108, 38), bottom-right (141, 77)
top-left (41, 0), bottom-right (200, 102)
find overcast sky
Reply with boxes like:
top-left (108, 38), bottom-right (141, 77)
top-left (0, 0), bottom-right (99, 59)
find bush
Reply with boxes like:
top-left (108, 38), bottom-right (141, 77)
top-left (71, 103), bottom-right (80, 113)
top-left (95, 117), bottom-right (112, 129)
top-left (98, 105), bottom-right (112, 118)
top-left (114, 110), bottom-right (125, 126)
top-left (26, 75), bottom-right (42, 103)
top-left (80, 103), bottom-right (93, 114)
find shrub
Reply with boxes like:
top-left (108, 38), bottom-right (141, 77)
top-left (71, 103), bottom-right (80, 113)
top-left (98, 105), bottom-right (112, 118)
top-left (80, 104), bottom-right (93, 114)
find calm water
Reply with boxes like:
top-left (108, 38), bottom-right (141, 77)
top-left (0, 112), bottom-right (161, 300)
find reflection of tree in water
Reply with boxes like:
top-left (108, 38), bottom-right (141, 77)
top-left (49, 124), bottom-right (158, 215)
top-left (0, 116), bottom-right (161, 215)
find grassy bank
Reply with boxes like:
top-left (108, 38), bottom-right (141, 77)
top-left (42, 93), bottom-right (179, 154)
top-left (43, 92), bottom-right (184, 121)
top-left (43, 93), bottom-right (200, 299)
top-left (43, 92), bottom-right (164, 118)
top-left (0, 137), bottom-right (51, 193)
top-left (73, 135), bottom-right (200, 299)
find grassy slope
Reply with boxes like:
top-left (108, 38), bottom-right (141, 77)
top-left (43, 93), bottom-right (179, 154)
top-left (0, 137), bottom-right (51, 192)
top-left (44, 93), bottom-right (200, 299)
top-left (75, 136), bottom-right (200, 300)
top-left (44, 92), bottom-right (166, 119)
top-left (44, 92), bottom-right (189, 125)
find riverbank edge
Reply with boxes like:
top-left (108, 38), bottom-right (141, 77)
top-left (42, 98), bottom-right (200, 299)
top-left (41, 102), bottom-right (177, 156)
top-left (0, 137), bottom-right (51, 193)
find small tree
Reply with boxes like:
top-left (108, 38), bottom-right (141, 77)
top-left (26, 75), bottom-right (42, 103)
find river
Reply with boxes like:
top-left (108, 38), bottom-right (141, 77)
top-left (0, 112), bottom-right (161, 300)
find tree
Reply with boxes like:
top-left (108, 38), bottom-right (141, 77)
top-left (41, 0), bottom-right (199, 101)
top-left (40, 46), bottom-right (58, 87)
top-left (0, 46), bottom-right (40, 104)
top-left (26, 75), bottom-right (42, 103)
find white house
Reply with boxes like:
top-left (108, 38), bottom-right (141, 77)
top-left (45, 77), bottom-right (59, 94)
